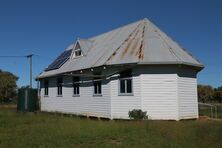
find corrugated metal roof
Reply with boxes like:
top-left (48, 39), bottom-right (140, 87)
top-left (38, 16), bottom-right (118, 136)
top-left (38, 18), bottom-right (203, 78)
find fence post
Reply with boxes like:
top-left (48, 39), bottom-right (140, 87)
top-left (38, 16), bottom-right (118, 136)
top-left (210, 106), bottom-right (213, 118)
top-left (215, 106), bottom-right (217, 119)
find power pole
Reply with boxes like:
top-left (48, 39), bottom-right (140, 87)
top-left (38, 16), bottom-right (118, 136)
top-left (0, 54), bottom-right (34, 88)
top-left (27, 54), bottom-right (33, 88)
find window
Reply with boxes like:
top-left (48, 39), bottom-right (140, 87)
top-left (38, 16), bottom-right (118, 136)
top-left (74, 43), bottom-right (82, 57)
top-left (73, 77), bottom-right (80, 96)
top-left (75, 50), bottom-right (82, 57)
top-left (44, 80), bottom-right (49, 96)
top-left (119, 71), bottom-right (133, 95)
top-left (57, 77), bottom-right (63, 96)
top-left (93, 79), bottom-right (102, 95)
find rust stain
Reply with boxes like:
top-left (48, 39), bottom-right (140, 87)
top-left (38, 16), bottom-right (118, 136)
top-left (105, 21), bottom-right (145, 64)
top-left (120, 26), bottom-right (142, 59)
top-left (120, 41), bottom-right (132, 58)
top-left (120, 36), bottom-right (135, 58)
top-left (139, 42), bottom-right (144, 60)
top-left (135, 24), bottom-right (145, 60)
top-left (106, 49), bottom-right (118, 62)
top-left (136, 41), bottom-right (144, 60)
top-left (129, 39), bottom-right (140, 55)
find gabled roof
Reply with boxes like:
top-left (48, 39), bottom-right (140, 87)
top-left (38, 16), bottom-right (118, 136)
top-left (38, 18), bottom-right (203, 78)
top-left (77, 39), bottom-right (93, 56)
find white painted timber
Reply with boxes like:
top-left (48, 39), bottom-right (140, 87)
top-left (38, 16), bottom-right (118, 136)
top-left (40, 67), bottom-right (199, 120)
top-left (178, 77), bottom-right (198, 119)
top-left (110, 72), bottom-right (142, 119)
top-left (141, 74), bottom-right (178, 120)
top-left (40, 76), bottom-right (111, 118)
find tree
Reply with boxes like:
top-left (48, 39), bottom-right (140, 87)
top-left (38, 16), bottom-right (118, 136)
top-left (213, 91), bottom-right (222, 103)
top-left (197, 85), bottom-right (214, 103)
top-left (214, 86), bottom-right (222, 103)
top-left (0, 70), bottom-right (18, 102)
top-left (215, 86), bottom-right (222, 91)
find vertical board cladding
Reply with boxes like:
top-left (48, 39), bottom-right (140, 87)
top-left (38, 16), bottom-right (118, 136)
top-left (178, 77), bottom-right (198, 119)
top-left (110, 71), bottom-right (142, 119)
top-left (141, 74), bottom-right (178, 120)
top-left (40, 76), bottom-right (111, 118)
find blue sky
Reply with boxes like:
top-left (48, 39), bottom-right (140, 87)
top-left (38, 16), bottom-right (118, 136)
top-left (0, 0), bottom-right (221, 88)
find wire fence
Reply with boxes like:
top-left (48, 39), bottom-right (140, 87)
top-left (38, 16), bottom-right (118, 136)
top-left (199, 102), bottom-right (222, 119)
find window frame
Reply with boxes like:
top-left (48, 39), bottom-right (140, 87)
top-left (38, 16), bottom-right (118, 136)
top-left (44, 80), bottom-right (49, 97)
top-left (57, 77), bottom-right (63, 97)
top-left (74, 49), bottom-right (82, 57)
top-left (73, 77), bottom-right (80, 97)
top-left (74, 42), bottom-right (82, 57)
top-left (93, 79), bottom-right (102, 96)
top-left (118, 71), bottom-right (133, 96)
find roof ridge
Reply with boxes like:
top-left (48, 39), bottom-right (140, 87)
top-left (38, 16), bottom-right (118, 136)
top-left (88, 18), bottom-right (145, 40)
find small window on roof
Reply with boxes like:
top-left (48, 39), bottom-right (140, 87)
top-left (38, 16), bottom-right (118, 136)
top-left (74, 42), bottom-right (82, 57)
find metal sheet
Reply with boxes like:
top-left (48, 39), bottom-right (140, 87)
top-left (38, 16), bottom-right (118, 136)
top-left (38, 18), bottom-right (203, 78)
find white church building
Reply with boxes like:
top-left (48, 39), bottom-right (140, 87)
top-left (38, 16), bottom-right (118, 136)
top-left (37, 18), bottom-right (204, 120)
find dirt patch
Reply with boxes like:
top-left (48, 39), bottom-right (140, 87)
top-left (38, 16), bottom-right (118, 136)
top-left (198, 116), bottom-right (210, 121)
top-left (106, 138), bottom-right (121, 145)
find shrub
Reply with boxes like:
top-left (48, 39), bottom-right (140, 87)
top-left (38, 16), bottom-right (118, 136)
top-left (128, 109), bottom-right (148, 120)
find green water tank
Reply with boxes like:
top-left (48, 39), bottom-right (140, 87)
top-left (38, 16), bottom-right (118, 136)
top-left (17, 88), bottom-right (38, 112)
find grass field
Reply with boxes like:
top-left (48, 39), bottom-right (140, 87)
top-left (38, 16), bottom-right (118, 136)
top-left (0, 107), bottom-right (222, 148)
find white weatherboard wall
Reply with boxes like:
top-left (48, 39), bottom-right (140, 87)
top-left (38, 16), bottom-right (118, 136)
top-left (178, 77), bottom-right (198, 120)
top-left (40, 67), bottom-right (199, 120)
top-left (40, 76), bottom-right (111, 118)
top-left (141, 74), bottom-right (178, 120)
top-left (110, 72), bottom-right (142, 119)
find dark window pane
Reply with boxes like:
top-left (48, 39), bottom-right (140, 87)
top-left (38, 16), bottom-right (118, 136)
top-left (120, 80), bottom-right (125, 93)
top-left (58, 86), bottom-right (62, 95)
top-left (45, 87), bottom-right (48, 96)
top-left (73, 83), bottom-right (79, 95)
top-left (73, 77), bottom-right (80, 95)
top-left (57, 78), bottom-right (63, 95)
top-left (60, 86), bottom-right (62, 95)
top-left (44, 80), bottom-right (49, 95)
top-left (75, 50), bottom-right (82, 56)
top-left (77, 84), bottom-right (79, 94)
top-left (74, 85), bottom-right (76, 94)
top-left (127, 79), bottom-right (132, 93)
top-left (94, 81), bottom-right (102, 94)
top-left (94, 82), bottom-right (97, 94)
top-left (58, 87), bottom-right (62, 95)
top-left (98, 81), bottom-right (102, 94)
